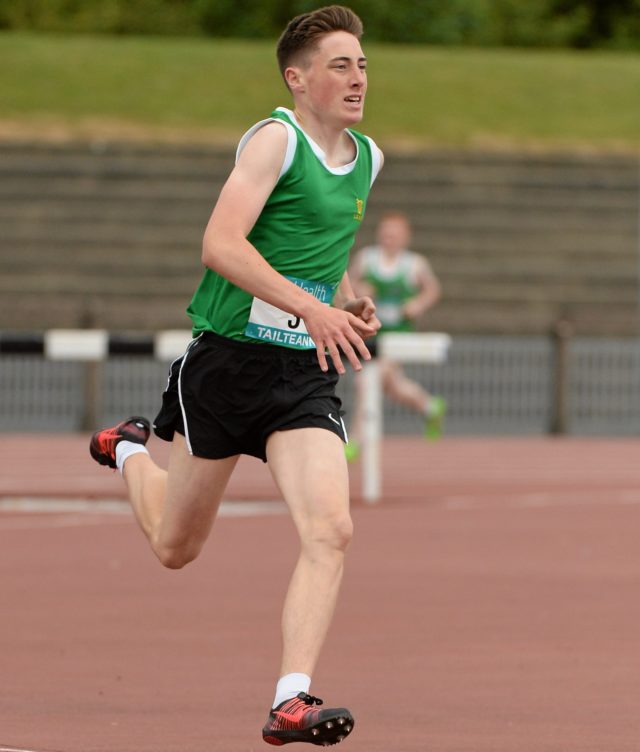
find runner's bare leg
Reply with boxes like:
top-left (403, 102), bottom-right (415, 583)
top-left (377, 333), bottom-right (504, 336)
top-left (122, 433), bottom-right (239, 568)
top-left (267, 427), bottom-right (352, 676)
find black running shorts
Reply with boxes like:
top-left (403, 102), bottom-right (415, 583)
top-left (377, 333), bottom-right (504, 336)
top-left (153, 331), bottom-right (347, 461)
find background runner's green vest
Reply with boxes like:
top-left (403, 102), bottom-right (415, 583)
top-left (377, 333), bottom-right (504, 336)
top-left (363, 252), bottom-right (419, 333)
top-left (187, 109), bottom-right (374, 347)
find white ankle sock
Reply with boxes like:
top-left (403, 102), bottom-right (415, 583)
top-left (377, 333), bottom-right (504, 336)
top-left (272, 673), bottom-right (311, 709)
top-left (115, 441), bottom-right (149, 475)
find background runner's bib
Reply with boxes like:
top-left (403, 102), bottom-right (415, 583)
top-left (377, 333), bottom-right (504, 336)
top-left (374, 301), bottom-right (404, 328)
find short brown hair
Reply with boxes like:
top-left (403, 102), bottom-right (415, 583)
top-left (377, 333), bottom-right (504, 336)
top-left (276, 5), bottom-right (363, 81)
top-left (380, 210), bottom-right (411, 226)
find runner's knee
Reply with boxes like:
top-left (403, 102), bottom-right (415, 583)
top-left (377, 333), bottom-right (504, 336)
top-left (155, 540), bottom-right (201, 570)
top-left (303, 512), bottom-right (353, 554)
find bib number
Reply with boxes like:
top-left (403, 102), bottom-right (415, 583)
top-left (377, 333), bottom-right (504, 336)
top-left (244, 276), bottom-right (336, 350)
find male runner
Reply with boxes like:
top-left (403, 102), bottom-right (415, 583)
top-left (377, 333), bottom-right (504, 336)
top-left (345, 210), bottom-right (446, 460)
top-left (89, 5), bottom-right (382, 747)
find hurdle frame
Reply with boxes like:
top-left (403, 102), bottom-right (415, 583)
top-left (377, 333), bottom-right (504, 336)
top-left (360, 332), bottom-right (452, 503)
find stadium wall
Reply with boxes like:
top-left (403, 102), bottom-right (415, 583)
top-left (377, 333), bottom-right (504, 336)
top-left (0, 141), bottom-right (638, 337)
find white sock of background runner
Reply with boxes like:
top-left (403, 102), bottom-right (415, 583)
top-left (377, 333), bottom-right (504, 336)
top-left (115, 441), bottom-right (149, 474)
top-left (272, 673), bottom-right (311, 708)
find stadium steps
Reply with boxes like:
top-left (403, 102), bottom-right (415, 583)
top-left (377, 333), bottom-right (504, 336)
top-left (3, 247), bottom-right (635, 284)
top-left (0, 141), bottom-right (638, 335)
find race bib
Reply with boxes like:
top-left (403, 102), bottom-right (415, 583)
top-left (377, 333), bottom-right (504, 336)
top-left (244, 276), bottom-right (336, 350)
top-left (376, 300), bottom-right (404, 327)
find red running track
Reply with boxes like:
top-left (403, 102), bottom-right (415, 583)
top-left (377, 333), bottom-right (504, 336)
top-left (1, 435), bottom-right (640, 752)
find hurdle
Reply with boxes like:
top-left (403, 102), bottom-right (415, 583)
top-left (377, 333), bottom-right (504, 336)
top-left (360, 332), bottom-right (452, 503)
top-left (0, 329), bottom-right (193, 361)
top-left (0, 329), bottom-right (193, 430)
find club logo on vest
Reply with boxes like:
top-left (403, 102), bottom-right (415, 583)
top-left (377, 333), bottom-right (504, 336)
top-left (353, 198), bottom-right (364, 221)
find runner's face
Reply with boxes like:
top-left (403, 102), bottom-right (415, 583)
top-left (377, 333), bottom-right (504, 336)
top-left (377, 218), bottom-right (411, 253)
top-left (297, 31), bottom-right (367, 126)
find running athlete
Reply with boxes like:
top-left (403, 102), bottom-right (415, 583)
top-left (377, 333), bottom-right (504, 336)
top-left (345, 210), bottom-right (446, 460)
top-left (89, 5), bottom-right (382, 747)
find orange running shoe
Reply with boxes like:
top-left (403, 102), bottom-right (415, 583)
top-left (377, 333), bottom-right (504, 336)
top-left (89, 416), bottom-right (150, 469)
top-left (262, 692), bottom-right (354, 746)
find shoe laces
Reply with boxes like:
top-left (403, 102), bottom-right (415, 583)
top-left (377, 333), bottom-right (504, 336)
top-left (299, 693), bottom-right (323, 707)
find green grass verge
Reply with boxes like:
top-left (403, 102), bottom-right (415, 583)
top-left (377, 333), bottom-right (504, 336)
top-left (2, 32), bottom-right (639, 150)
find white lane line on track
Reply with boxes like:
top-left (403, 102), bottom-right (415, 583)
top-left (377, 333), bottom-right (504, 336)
top-left (0, 514), bottom-right (128, 530)
top-left (443, 488), bottom-right (640, 510)
top-left (0, 747), bottom-right (58, 752)
top-left (0, 497), bottom-right (287, 531)
top-left (0, 498), bottom-right (129, 514)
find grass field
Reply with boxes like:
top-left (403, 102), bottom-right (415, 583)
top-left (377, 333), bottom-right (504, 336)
top-left (2, 31), bottom-right (640, 150)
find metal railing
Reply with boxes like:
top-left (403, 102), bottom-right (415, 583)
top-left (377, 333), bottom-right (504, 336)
top-left (1, 330), bottom-right (639, 436)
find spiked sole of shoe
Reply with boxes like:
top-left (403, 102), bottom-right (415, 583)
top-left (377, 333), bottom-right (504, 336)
top-left (263, 713), bottom-right (354, 746)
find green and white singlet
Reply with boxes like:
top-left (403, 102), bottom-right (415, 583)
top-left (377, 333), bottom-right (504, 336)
top-left (187, 107), bottom-right (382, 349)
top-left (359, 246), bottom-right (423, 333)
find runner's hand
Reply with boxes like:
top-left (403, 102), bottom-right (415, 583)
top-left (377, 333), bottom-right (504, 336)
top-left (402, 297), bottom-right (424, 320)
top-left (343, 296), bottom-right (381, 337)
top-left (303, 302), bottom-right (376, 374)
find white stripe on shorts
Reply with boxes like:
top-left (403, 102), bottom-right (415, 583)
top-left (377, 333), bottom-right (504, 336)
top-left (339, 413), bottom-right (348, 443)
top-left (177, 334), bottom-right (203, 455)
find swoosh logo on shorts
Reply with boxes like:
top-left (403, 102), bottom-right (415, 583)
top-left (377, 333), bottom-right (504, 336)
top-left (328, 413), bottom-right (341, 426)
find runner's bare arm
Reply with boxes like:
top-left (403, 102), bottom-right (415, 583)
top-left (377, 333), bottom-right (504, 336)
top-left (347, 249), bottom-right (375, 299)
top-left (202, 122), bottom-right (375, 373)
top-left (402, 257), bottom-right (442, 320)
